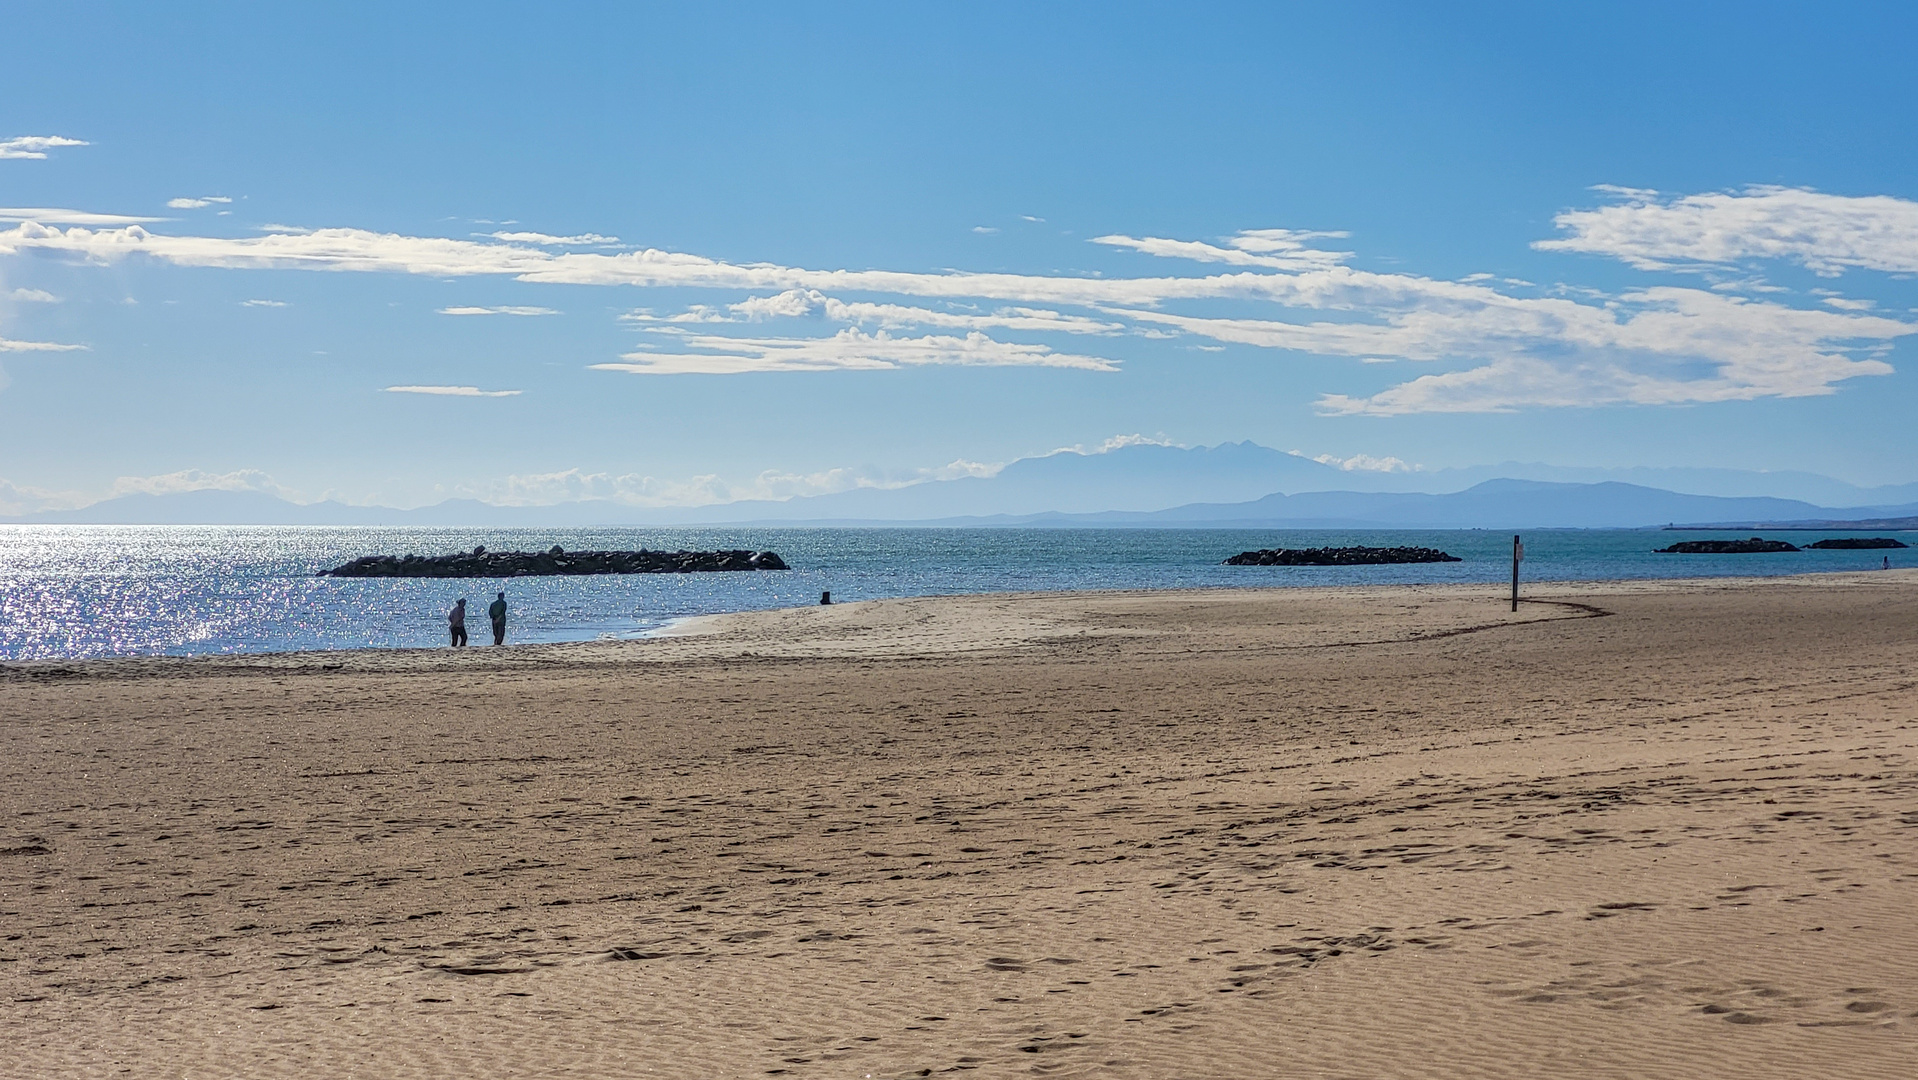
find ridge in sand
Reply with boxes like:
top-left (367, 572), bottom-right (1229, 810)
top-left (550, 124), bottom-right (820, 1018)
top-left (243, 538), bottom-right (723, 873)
top-left (3, 574), bottom-right (1916, 1078)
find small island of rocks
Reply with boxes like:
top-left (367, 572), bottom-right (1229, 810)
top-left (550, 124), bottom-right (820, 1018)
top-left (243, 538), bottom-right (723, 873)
top-left (1655, 538), bottom-right (1799, 554)
top-left (319, 546), bottom-right (789, 578)
top-left (1225, 546), bottom-right (1462, 566)
top-left (1804, 537), bottom-right (1908, 549)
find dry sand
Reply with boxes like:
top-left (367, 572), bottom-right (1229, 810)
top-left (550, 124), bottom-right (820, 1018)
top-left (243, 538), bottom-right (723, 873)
top-left (3, 574), bottom-right (1917, 1078)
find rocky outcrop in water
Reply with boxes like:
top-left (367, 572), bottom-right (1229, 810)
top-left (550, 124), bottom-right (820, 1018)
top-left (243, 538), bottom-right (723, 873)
top-left (1225, 546), bottom-right (1462, 566)
top-left (1804, 537), bottom-right (1908, 549)
top-left (319, 547), bottom-right (789, 578)
top-left (1655, 538), bottom-right (1799, 554)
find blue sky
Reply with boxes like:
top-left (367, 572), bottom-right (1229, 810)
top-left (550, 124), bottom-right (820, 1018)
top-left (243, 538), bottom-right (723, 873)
top-left (4, 2), bottom-right (1918, 511)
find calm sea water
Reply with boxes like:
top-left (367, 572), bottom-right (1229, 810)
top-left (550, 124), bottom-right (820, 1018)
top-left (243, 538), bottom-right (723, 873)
top-left (0, 525), bottom-right (1909, 661)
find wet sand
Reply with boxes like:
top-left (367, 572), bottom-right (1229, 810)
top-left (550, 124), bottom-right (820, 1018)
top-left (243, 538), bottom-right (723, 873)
top-left (3, 574), bottom-right (1916, 1078)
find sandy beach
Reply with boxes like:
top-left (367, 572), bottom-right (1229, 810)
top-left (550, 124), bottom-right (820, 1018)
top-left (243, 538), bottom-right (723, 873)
top-left (4, 573), bottom-right (1917, 1078)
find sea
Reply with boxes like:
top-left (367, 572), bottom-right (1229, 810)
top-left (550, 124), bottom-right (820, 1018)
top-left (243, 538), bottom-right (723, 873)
top-left (0, 525), bottom-right (1910, 662)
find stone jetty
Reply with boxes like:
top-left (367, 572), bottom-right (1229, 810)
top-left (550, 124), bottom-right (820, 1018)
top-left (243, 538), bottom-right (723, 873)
top-left (1655, 538), bottom-right (1799, 554)
top-left (1804, 537), bottom-right (1908, 549)
top-left (319, 546), bottom-right (789, 578)
top-left (1225, 546), bottom-right (1462, 566)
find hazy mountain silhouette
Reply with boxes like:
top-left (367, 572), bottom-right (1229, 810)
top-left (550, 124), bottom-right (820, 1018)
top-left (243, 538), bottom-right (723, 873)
top-left (7, 442), bottom-right (1918, 528)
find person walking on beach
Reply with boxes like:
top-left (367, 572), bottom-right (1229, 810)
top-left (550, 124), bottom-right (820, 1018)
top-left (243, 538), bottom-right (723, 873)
top-left (449, 598), bottom-right (468, 647)
top-left (488, 591), bottom-right (508, 646)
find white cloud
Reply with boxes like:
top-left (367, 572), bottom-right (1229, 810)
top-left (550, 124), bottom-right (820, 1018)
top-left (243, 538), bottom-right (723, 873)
top-left (167, 196), bottom-right (232, 210)
top-left (383, 385), bottom-right (523, 397)
top-left (972, 226), bottom-right (999, 234)
top-left (593, 327), bottom-right (1119, 374)
top-left (1092, 228), bottom-right (1353, 272)
top-left (0, 476), bottom-right (72, 514)
top-left (7, 288), bottom-right (57, 302)
top-left (1537, 186), bottom-right (1918, 275)
top-left (0, 207), bottom-right (164, 225)
top-left (107, 468), bottom-right (295, 499)
top-left (1294, 450), bottom-right (1418, 472)
top-left (0, 336), bottom-right (86, 352)
top-left (0, 136), bottom-right (87, 160)
top-left (437, 305), bottom-right (559, 316)
top-left (485, 230), bottom-right (621, 246)
top-left (719, 288), bottom-right (1125, 335)
top-left (1, 191), bottom-right (1912, 410)
top-left (242, 298), bottom-right (287, 307)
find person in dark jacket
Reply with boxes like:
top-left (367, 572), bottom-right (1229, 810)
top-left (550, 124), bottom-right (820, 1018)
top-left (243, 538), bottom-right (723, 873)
top-left (448, 598), bottom-right (468, 647)
top-left (488, 591), bottom-right (508, 646)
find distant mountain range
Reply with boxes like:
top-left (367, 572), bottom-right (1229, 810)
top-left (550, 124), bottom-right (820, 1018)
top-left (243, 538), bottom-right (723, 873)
top-left (7, 442), bottom-right (1918, 529)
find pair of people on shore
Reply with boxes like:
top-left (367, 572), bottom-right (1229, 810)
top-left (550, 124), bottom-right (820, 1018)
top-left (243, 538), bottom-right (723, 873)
top-left (449, 592), bottom-right (510, 647)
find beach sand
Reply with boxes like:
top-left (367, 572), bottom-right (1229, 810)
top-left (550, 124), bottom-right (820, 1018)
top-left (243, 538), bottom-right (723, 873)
top-left (3, 574), bottom-right (1916, 1078)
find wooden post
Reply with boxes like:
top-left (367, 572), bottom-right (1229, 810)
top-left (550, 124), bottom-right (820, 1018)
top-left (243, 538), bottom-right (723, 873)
top-left (1511, 534), bottom-right (1521, 612)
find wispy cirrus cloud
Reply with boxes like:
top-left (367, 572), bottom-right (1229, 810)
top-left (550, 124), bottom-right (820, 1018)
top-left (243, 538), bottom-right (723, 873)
top-left (0, 136), bottom-right (88, 160)
top-left (168, 195), bottom-right (232, 210)
top-left (1091, 228), bottom-right (1353, 271)
top-left (7, 288), bottom-right (58, 302)
top-left (0, 207), bottom-right (164, 225)
top-left (485, 230), bottom-right (621, 246)
top-left (0, 191), bottom-right (1913, 411)
top-left (721, 288), bottom-right (1126, 335)
top-left (1537, 185), bottom-right (1918, 275)
top-left (241, 298), bottom-right (287, 308)
top-left (0, 336), bottom-right (87, 352)
top-left (438, 305), bottom-right (559, 316)
top-left (597, 326), bottom-right (1119, 374)
top-left (384, 385), bottom-right (522, 397)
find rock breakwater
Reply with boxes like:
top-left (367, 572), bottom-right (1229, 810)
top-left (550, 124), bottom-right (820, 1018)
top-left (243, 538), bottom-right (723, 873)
top-left (1655, 538), bottom-right (1799, 554)
top-left (1805, 537), bottom-right (1908, 549)
top-left (319, 546), bottom-right (789, 578)
top-left (1225, 546), bottom-right (1462, 566)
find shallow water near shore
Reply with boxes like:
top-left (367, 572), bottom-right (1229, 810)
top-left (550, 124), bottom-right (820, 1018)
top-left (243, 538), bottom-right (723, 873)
top-left (1, 524), bottom-right (1910, 661)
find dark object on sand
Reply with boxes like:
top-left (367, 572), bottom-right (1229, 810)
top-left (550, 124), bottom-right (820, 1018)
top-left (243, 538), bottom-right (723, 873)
top-left (320, 549), bottom-right (790, 578)
top-left (1804, 537), bottom-right (1909, 550)
top-left (820, 591), bottom-right (832, 605)
top-left (1656, 537), bottom-right (1800, 554)
top-left (1225, 546), bottom-right (1462, 566)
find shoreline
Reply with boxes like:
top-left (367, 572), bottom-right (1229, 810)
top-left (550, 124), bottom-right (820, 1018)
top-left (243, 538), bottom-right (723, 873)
top-left (6, 568), bottom-right (1912, 677)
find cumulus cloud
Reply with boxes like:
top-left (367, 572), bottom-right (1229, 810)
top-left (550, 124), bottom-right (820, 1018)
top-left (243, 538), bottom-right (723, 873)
top-left (0, 136), bottom-right (88, 160)
top-left (167, 196), bottom-right (232, 210)
top-left (594, 327), bottom-right (1119, 374)
top-left (0, 475), bottom-right (93, 514)
top-left (437, 305), bottom-right (559, 316)
top-left (1537, 186), bottom-right (1918, 275)
top-left (7, 288), bottom-right (58, 302)
top-left (384, 385), bottom-right (522, 397)
top-left (107, 468), bottom-right (293, 498)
